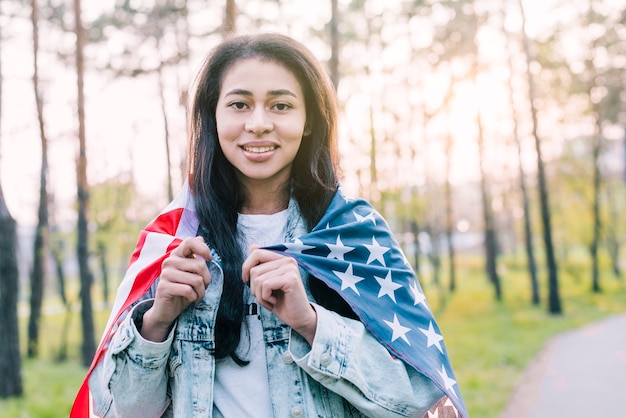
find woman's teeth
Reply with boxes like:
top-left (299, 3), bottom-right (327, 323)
top-left (243, 146), bottom-right (276, 153)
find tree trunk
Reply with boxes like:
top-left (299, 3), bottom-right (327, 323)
top-left (222, 0), bottom-right (236, 37)
top-left (154, 15), bottom-right (174, 202)
top-left (51, 237), bottom-right (68, 305)
top-left (590, 116), bottom-right (602, 292)
top-left (0, 18), bottom-right (23, 397)
top-left (605, 185), bottom-right (621, 279)
top-left (520, 0), bottom-right (562, 314)
top-left (410, 220), bottom-right (421, 277)
top-left (28, 0), bottom-right (50, 359)
top-left (502, 10), bottom-right (539, 305)
top-left (74, 0), bottom-right (96, 366)
top-left (471, 6), bottom-right (501, 300)
top-left (329, 0), bottom-right (340, 89)
top-left (477, 114), bottom-right (502, 301)
top-left (0, 186), bottom-right (23, 398)
top-left (444, 133), bottom-right (457, 293)
top-left (98, 241), bottom-right (109, 303)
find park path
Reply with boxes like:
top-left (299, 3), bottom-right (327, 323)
top-left (501, 312), bottom-right (626, 417)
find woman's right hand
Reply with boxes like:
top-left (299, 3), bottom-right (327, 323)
top-left (140, 236), bottom-right (213, 342)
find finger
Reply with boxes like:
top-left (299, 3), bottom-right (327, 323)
top-left (172, 236), bottom-right (213, 262)
top-left (162, 269), bottom-right (207, 303)
top-left (241, 248), bottom-right (284, 283)
top-left (159, 280), bottom-right (202, 304)
top-left (162, 252), bottom-right (212, 295)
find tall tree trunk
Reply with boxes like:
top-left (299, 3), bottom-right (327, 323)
top-left (98, 241), bottom-right (109, 303)
top-left (222, 0), bottom-right (236, 37)
top-left (28, 0), bottom-right (50, 358)
top-left (444, 133), bottom-right (457, 293)
top-left (0, 186), bottom-right (23, 398)
top-left (409, 220), bottom-right (421, 276)
top-left (0, 19), bottom-right (23, 398)
top-left (502, 6), bottom-right (539, 305)
top-left (476, 110), bottom-right (502, 300)
top-left (154, 11), bottom-right (174, 202)
top-left (605, 185), bottom-right (621, 279)
top-left (471, 5), bottom-right (501, 300)
top-left (74, 0), bottom-right (96, 366)
top-left (329, 0), bottom-right (340, 89)
top-left (51, 236), bottom-right (68, 305)
top-left (590, 116), bottom-right (602, 292)
top-left (519, 0), bottom-right (562, 314)
top-left (587, 0), bottom-right (605, 293)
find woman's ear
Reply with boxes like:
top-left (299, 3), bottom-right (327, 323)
top-left (303, 121), bottom-right (312, 137)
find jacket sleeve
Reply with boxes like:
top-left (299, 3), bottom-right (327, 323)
top-left (288, 303), bottom-right (444, 418)
top-left (88, 299), bottom-right (174, 418)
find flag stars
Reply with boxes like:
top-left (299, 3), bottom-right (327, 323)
top-left (326, 235), bottom-right (355, 261)
top-left (363, 236), bottom-right (390, 266)
top-left (375, 271), bottom-right (402, 303)
top-left (419, 321), bottom-right (444, 353)
top-left (409, 280), bottom-right (430, 310)
top-left (354, 210), bottom-right (377, 225)
top-left (438, 365), bottom-right (458, 397)
top-left (333, 263), bottom-right (365, 295)
top-left (284, 238), bottom-right (315, 254)
top-left (383, 314), bottom-right (412, 344)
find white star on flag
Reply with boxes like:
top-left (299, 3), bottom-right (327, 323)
top-left (363, 236), bottom-right (390, 266)
top-left (427, 409), bottom-right (439, 418)
top-left (419, 321), bottom-right (444, 353)
top-left (284, 238), bottom-right (315, 254)
top-left (375, 270), bottom-right (402, 303)
top-left (326, 235), bottom-right (355, 261)
top-left (438, 365), bottom-right (458, 397)
top-left (333, 263), bottom-right (365, 295)
top-left (354, 210), bottom-right (377, 224)
top-left (409, 280), bottom-right (430, 310)
top-left (383, 313), bottom-right (411, 344)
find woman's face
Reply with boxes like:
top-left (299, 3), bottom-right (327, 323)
top-left (215, 57), bottom-right (309, 191)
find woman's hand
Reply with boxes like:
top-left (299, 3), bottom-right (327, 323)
top-left (242, 246), bottom-right (317, 345)
top-left (140, 236), bottom-right (213, 342)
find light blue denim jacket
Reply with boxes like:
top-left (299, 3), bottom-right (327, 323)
top-left (89, 205), bottom-right (443, 418)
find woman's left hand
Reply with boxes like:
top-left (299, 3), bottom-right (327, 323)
top-left (242, 245), bottom-right (317, 345)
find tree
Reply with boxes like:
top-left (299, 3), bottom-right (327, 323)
top-left (0, 185), bottom-right (23, 398)
top-left (222, 0), bottom-right (236, 36)
top-left (329, 0), bottom-right (340, 89)
top-left (0, 14), bottom-right (23, 397)
top-left (74, 0), bottom-right (96, 366)
top-left (502, 1), bottom-right (539, 305)
top-left (519, 0), bottom-right (562, 314)
top-left (27, 0), bottom-right (50, 359)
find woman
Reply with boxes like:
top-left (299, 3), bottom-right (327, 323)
top-left (73, 33), bottom-right (465, 418)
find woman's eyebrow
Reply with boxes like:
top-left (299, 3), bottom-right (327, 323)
top-left (224, 88), bottom-right (297, 98)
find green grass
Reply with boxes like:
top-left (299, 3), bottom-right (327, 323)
top-left (1, 258), bottom-right (625, 418)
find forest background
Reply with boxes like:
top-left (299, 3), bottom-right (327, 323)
top-left (0, 0), bottom-right (625, 417)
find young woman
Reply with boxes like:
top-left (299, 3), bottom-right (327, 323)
top-left (73, 33), bottom-right (465, 418)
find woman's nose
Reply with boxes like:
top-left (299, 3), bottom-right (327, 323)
top-left (244, 107), bottom-right (273, 135)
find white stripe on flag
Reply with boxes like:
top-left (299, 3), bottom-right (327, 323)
top-left (99, 232), bottom-right (177, 345)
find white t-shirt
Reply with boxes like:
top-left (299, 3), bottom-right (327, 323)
top-left (212, 209), bottom-right (289, 418)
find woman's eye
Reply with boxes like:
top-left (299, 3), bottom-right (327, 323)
top-left (273, 103), bottom-right (291, 111)
top-left (230, 102), bottom-right (247, 110)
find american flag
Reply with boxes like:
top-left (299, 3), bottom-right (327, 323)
top-left (71, 183), bottom-right (467, 418)
top-left (266, 188), bottom-right (467, 418)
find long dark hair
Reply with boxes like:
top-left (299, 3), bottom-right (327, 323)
top-left (187, 33), bottom-right (349, 362)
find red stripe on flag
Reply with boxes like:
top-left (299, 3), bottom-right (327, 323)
top-left (70, 236), bottom-right (183, 417)
top-left (146, 207), bottom-right (185, 235)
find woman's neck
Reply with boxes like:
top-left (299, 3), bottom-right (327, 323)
top-left (239, 182), bottom-right (290, 215)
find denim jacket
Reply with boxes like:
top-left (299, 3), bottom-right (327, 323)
top-left (88, 204), bottom-right (443, 418)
